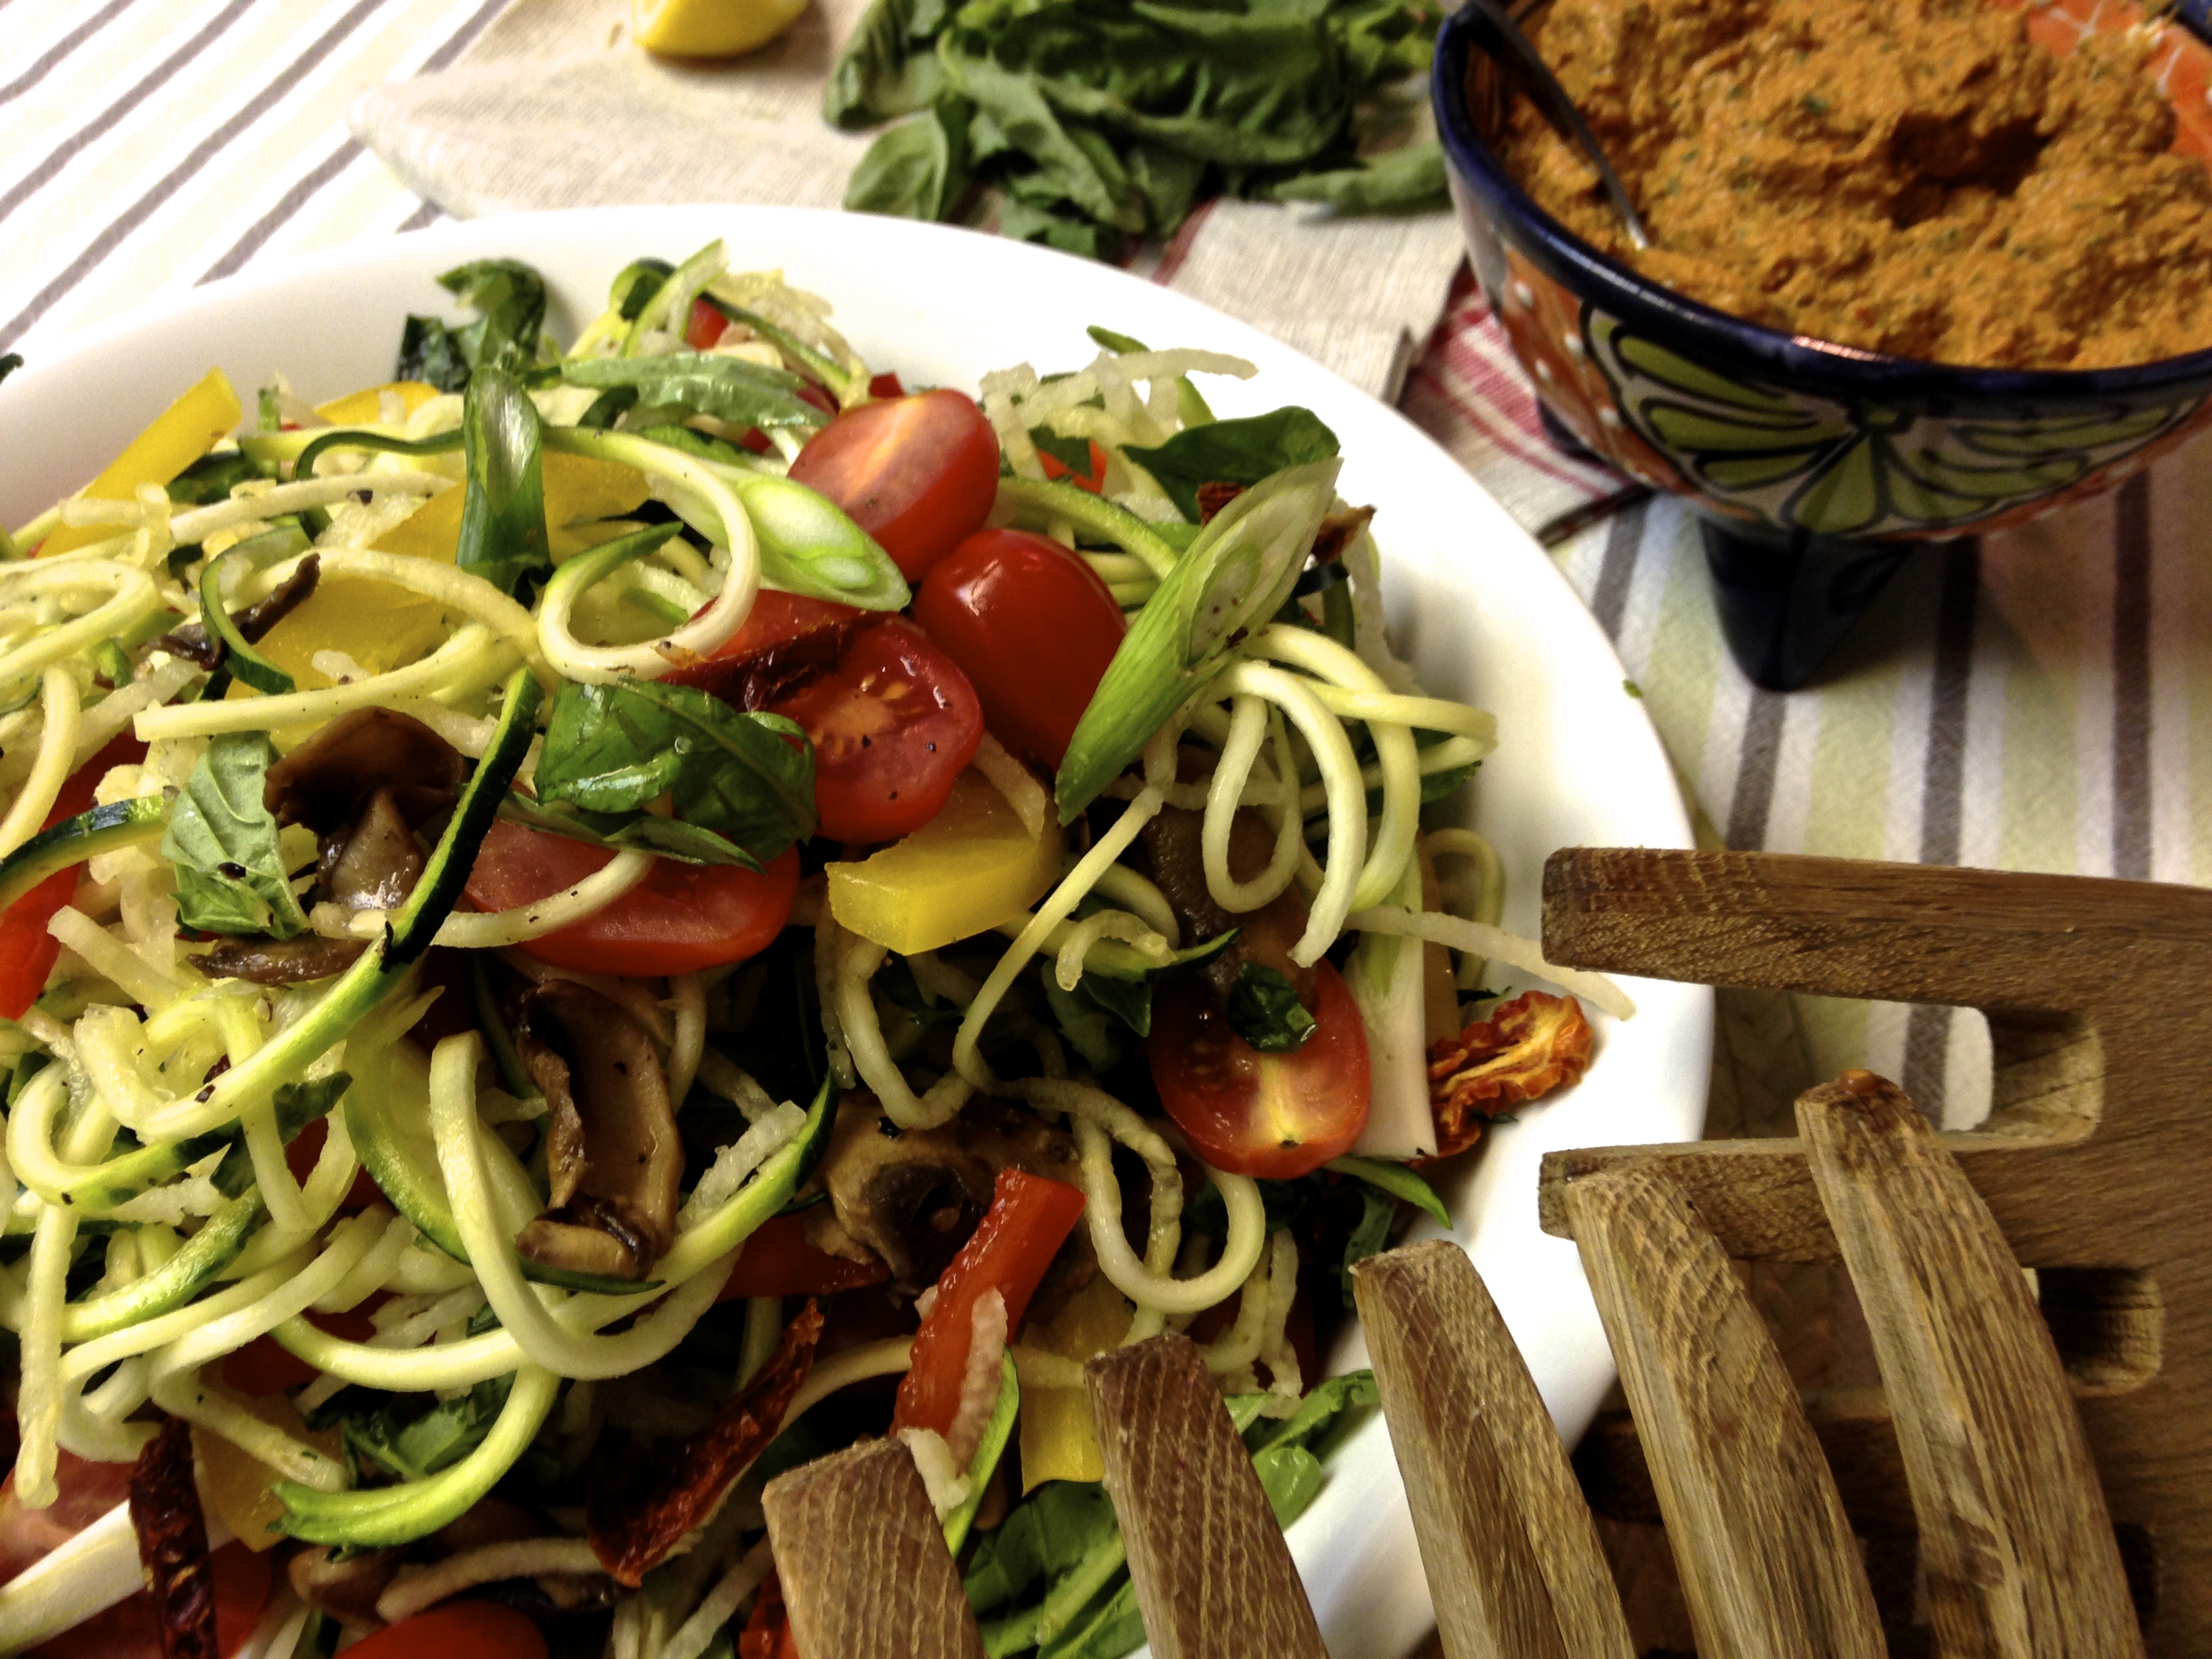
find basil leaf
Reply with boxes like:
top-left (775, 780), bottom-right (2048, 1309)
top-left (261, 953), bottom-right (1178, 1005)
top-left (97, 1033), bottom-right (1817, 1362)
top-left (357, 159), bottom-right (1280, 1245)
top-left (964, 1481), bottom-right (1122, 1614)
top-left (1124, 407), bottom-right (1341, 521)
top-left (562, 350), bottom-right (825, 433)
top-left (534, 680), bottom-right (817, 865)
top-left (844, 94), bottom-right (974, 221)
top-left (1324, 1153), bottom-right (1451, 1228)
top-left (1226, 962), bottom-right (1316, 1052)
top-left (942, 47), bottom-right (1148, 234)
top-left (342, 1372), bottom-right (516, 1482)
top-left (1244, 1368), bottom-right (1378, 1454)
top-left (998, 198), bottom-right (1124, 261)
top-left (1042, 972), bottom-right (1120, 1071)
top-left (1273, 143), bottom-right (1448, 213)
top-left (167, 450), bottom-right (263, 508)
top-left (1252, 1443), bottom-right (1326, 1528)
top-left (601, 815), bottom-right (761, 867)
top-left (457, 365), bottom-right (550, 598)
top-left (161, 733), bottom-right (309, 939)
top-left (395, 259), bottom-right (548, 390)
top-left (823, 0), bottom-right (949, 129)
top-left (1338, 1182), bottom-right (1395, 1297)
top-left (1077, 970), bottom-right (1151, 1038)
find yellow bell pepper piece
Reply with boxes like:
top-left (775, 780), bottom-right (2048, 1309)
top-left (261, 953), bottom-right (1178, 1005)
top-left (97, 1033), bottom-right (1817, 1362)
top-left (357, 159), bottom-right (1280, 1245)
top-left (827, 771), bottom-right (1063, 956)
top-left (41, 367), bottom-right (242, 556)
top-left (1017, 1274), bottom-right (1133, 1490)
top-left (191, 1397), bottom-right (344, 1550)
top-left (250, 579), bottom-right (451, 692)
top-left (369, 451), bottom-right (650, 565)
top-left (312, 380), bottom-right (443, 426)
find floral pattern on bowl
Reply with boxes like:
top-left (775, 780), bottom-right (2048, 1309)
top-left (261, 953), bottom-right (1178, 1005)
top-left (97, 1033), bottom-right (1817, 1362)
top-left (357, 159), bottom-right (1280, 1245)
top-left (1439, 0), bottom-right (2212, 547)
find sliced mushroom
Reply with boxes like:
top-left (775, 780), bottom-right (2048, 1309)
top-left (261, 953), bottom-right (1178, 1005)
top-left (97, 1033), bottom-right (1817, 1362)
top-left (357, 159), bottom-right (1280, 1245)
top-left (265, 706), bottom-right (468, 834)
top-left (151, 554), bottom-right (323, 668)
top-left (289, 1544), bottom-right (398, 1630)
top-left (320, 787), bottom-right (424, 912)
top-left (817, 1094), bottom-right (1094, 1300)
top-left (513, 981), bottom-right (682, 1282)
top-left (191, 935), bottom-right (367, 986)
top-left (1139, 792), bottom-right (1314, 1003)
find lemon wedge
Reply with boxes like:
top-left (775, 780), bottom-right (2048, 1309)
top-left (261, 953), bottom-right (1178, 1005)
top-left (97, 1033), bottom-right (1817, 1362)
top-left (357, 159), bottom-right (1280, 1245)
top-left (634, 0), bottom-right (808, 57)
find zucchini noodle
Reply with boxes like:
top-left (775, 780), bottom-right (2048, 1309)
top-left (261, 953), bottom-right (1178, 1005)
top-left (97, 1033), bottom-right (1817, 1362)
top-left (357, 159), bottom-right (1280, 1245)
top-left (0, 561), bottom-right (160, 695)
top-left (376, 1538), bottom-right (604, 1629)
top-left (15, 1084), bottom-right (119, 1507)
top-left (667, 970), bottom-right (707, 1107)
top-left (285, 546), bottom-right (539, 654)
top-left (1220, 659), bottom-right (1365, 964)
top-left (47, 907), bottom-right (186, 1011)
top-left (539, 430), bottom-right (760, 682)
top-left (311, 846), bottom-right (655, 948)
top-left (1426, 827), bottom-right (1505, 988)
top-left (1201, 693), bottom-right (1303, 914)
top-left (783, 1334), bottom-right (914, 1425)
top-left (1088, 865), bottom-right (1180, 945)
top-left (838, 936), bottom-right (971, 1130)
top-left (1199, 1237), bottom-right (1276, 1376)
top-left (1015, 1078), bottom-right (1265, 1317)
top-left (166, 471), bottom-right (451, 547)
top-left (971, 731), bottom-right (1048, 839)
top-left (1252, 625), bottom-right (1421, 912)
top-left (1052, 911), bottom-right (1168, 991)
top-left (0, 666), bottom-right (81, 857)
top-left (136, 623), bottom-right (511, 741)
top-left (1345, 905), bottom-right (1637, 1019)
top-left (661, 1538), bottom-right (775, 1659)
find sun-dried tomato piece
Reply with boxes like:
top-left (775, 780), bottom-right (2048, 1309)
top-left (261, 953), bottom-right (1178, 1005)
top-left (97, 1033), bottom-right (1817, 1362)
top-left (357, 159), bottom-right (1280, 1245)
top-left (129, 1417), bottom-right (218, 1659)
top-left (1425, 991), bottom-right (1593, 1160)
top-left (587, 1299), bottom-right (823, 1586)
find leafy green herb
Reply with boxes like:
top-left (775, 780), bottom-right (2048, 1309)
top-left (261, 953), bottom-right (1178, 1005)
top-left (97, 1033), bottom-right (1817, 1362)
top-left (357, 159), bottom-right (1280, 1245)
top-left (825, 0), bottom-right (1445, 259)
top-left (562, 350), bottom-right (825, 434)
top-left (1123, 407), bottom-right (1340, 522)
top-left (344, 1373), bottom-right (516, 1482)
top-left (166, 449), bottom-right (263, 508)
top-left (822, 0), bottom-right (950, 129)
top-left (456, 365), bottom-right (550, 598)
top-left (394, 258), bottom-right (549, 390)
top-left (1271, 142), bottom-right (1448, 213)
top-left (1042, 971), bottom-right (1121, 1070)
top-left (533, 678), bottom-right (817, 867)
top-left (1339, 1182), bottom-right (1395, 1295)
top-left (1323, 1154), bottom-right (1450, 1228)
top-left (1076, 970), bottom-right (1151, 1039)
top-left (1085, 326), bottom-right (1147, 354)
top-left (1225, 962), bottom-right (1315, 1052)
top-left (1027, 426), bottom-right (1095, 478)
top-left (846, 94), bottom-right (975, 222)
top-left (611, 258), bottom-right (674, 322)
top-left (161, 733), bottom-right (309, 939)
top-left (631, 423), bottom-right (755, 467)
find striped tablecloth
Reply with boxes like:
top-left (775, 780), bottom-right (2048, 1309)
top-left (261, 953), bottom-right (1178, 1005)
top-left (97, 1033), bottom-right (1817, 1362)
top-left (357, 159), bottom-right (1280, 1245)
top-left (11, 0), bottom-right (2210, 1143)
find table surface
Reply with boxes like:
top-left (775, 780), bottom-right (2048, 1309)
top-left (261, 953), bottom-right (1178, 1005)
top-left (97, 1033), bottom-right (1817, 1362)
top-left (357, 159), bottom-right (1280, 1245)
top-left (9, 1), bottom-right (2207, 1648)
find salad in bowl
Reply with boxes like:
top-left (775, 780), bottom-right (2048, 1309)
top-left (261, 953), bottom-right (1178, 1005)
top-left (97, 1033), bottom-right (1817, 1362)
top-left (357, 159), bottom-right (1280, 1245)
top-left (0, 238), bottom-right (1632, 1659)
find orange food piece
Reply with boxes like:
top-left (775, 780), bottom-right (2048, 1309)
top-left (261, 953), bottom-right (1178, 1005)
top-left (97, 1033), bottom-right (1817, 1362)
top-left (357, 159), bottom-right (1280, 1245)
top-left (1425, 991), bottom-right (1593, 1160)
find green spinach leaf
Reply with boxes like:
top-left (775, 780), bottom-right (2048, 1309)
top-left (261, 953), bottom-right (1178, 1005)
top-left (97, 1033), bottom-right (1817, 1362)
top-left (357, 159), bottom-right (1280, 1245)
top-left (562, 350), bottom-right (825, 434)
top-left (161, 733), bottom-right (308, 939)
top-left (845, 94), bottom-right (975, 221)
top-left (1273, 142), bottom-right (1448, 213)
top-left (343, 1372), bottom-right (516, 1482)
top-left (395, 258), bottom-right (548, 390)
top-left (533, 679), bottom-right (817, 865)
top-left (1226, 961), bottom-right (1316, 1052)
top-left (1123, 407), bottom-right (1341, 521)
top-left (456, 365), bottom-right (550, 598)
top-left (823, 0), bottom-right (949, 129)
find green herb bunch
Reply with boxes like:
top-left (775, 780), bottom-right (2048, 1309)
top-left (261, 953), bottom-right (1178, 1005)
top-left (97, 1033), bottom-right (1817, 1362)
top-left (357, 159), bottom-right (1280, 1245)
top-left (827, 0), bottom-right (1448, 258)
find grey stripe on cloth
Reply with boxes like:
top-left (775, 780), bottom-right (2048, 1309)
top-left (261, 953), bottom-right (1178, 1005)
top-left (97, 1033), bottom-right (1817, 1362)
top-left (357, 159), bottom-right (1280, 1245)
top-left (0, 0), bottom-right (141, 111)
top-left (1725, 689), bottom-right (1785, 851)
top-left (1588, 497), bottom-right (1648, 640)
top-left (0, 0), bottom-right (260, 228)
top-left (396, 199), bottom-right (445, 232)
top-left (0, 0), bottom-right (390, 352)
top-left (2112, 472), bottom-right (2153, 882)
top-left (1902, 537), bottom-right (1982, 1114)
top-left (197, 0), bottom-right (512, 285)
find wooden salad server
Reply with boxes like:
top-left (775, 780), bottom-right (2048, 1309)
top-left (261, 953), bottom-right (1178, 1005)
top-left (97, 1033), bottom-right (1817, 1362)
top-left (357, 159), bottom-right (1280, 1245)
top-left (1085, 1334), bottom-right (1330, 1659)
top-left (1536, 847), bottom-right (2175, 1654)
top-left (762, 1439), bottom-right (986, 1659)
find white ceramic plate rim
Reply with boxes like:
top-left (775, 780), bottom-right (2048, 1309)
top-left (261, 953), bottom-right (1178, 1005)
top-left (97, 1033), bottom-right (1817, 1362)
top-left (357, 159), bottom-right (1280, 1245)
top-left (0, 205), bottom-right (1712, 1657)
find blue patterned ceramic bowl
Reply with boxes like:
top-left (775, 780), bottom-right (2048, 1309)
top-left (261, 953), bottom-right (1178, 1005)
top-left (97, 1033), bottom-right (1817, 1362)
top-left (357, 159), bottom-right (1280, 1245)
top-left (1433, 0), bottom-right (2212, 683)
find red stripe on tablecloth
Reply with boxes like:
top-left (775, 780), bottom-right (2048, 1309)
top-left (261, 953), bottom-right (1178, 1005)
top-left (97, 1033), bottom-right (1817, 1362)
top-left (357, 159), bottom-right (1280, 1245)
top-left (1149, 198), bottom-right (1216, 289)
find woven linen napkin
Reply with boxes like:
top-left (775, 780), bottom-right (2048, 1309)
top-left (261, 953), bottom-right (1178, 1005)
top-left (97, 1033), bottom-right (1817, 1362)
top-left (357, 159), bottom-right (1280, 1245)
top-left (347, 0), bottom-right (1468, 399)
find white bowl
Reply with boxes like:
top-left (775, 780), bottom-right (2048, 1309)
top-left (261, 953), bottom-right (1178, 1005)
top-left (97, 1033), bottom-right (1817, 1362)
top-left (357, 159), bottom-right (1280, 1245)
top-left (0, 205), bottom-right (1711, 1656)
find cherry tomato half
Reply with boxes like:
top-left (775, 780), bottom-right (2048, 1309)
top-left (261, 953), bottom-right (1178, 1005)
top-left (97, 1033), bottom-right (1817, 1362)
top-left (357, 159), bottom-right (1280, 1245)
top-left (768, 619), bottom-right (982, 844)
top-left (786, 390), bottom-right (1000, 582)
top-left (464, 823), bottom-right (800, 976)
top-left (1147, 962), bottom-right (1372, 1180)
top-left (342, 1601), bottom-right (548, 1659)
top-left (912, 529), bottom-right (1126, 769)
top-left (661, 589), bottom-right (866, 705)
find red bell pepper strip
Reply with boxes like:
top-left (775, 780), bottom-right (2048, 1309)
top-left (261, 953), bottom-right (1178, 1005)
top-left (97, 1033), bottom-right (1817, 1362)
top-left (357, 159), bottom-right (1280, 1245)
top-left (890, 1169), bottom-right (1087, 1441)
top-left (0, 733), bottom-right (147, 1019)
top-left (714, 1212), bottom-right (890, 1303)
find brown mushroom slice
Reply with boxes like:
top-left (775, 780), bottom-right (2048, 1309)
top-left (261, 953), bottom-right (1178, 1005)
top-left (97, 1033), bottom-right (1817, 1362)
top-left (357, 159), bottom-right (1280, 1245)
top-left (288, 1544), bottom-right (399, 1631)
top-left (319, 786), bottom-right (424, 913)
top-left (265, 706), bottom-right (468, 834)
top-left (192, 934), bottom-right (367, 985)
top-left (512, 981), bottom-right (682, 1283)
top-left (818, 1094), bottom-right (1095, 1299)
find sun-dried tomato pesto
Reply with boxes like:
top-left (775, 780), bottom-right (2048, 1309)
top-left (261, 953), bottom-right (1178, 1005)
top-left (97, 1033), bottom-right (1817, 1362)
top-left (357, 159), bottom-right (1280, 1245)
top-left (1498, 0), bottom-right (2212, 367)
